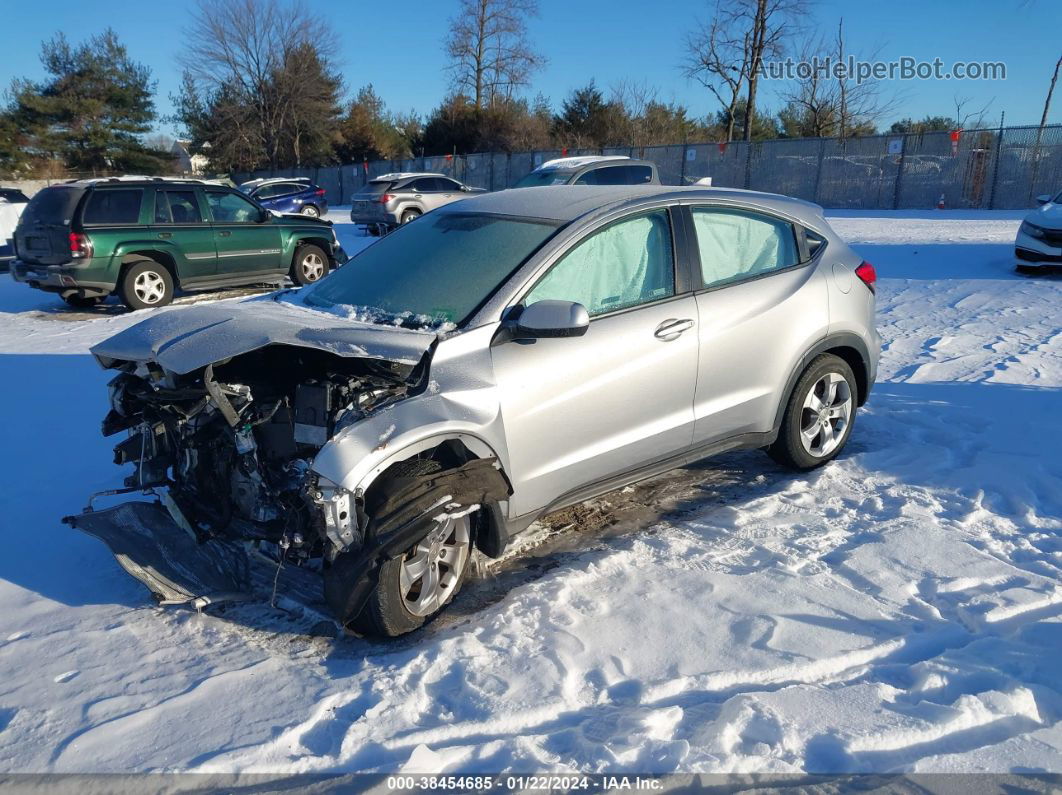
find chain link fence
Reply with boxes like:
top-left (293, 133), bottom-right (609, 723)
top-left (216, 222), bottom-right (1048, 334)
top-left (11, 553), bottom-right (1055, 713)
top-left (233, 123), bottom-right (1062, 211)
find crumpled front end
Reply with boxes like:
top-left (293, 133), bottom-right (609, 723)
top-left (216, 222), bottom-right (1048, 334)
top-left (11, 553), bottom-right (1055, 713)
top-left (66, 342), bottom-right (419, 608)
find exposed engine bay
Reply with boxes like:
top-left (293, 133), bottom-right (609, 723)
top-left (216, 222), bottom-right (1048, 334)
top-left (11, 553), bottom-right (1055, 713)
top-left (101, 345), bottom-right (418, 563)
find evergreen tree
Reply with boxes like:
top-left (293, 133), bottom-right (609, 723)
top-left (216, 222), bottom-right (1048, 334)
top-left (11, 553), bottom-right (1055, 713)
top-left (10, 30), bottom-right (167, 174)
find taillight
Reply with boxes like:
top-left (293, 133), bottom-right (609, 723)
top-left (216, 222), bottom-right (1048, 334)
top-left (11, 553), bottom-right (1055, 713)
top-left (69, 232), bottom-right (93, 259)
top-left (379, 193), bottom-right (393, 204)
top-left (315, 188), bottom-right (326, 196)
top-left (854, 260), bottom-right (877, 293)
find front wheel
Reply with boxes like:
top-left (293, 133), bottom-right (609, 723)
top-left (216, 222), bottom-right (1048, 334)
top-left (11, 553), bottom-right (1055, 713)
top-left (768, 354), bottom-right (857, 471)
top-left (290, 244), bottom-right (329, 286)
top-left (346, 460), bottom-right (474, 637)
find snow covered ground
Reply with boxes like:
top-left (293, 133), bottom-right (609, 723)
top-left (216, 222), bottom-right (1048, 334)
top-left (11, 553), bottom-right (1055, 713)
top-left (0, 207), bottom-right (1060, 775)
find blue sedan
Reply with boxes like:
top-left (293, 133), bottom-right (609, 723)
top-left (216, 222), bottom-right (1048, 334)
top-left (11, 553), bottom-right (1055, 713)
top-left (240, 178), bottom-right (329, 217)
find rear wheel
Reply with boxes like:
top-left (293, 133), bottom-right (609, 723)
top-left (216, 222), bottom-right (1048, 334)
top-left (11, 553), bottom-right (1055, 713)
top-left (290, 244), bottom-right (328, 286)
top-left (401, 209), bottom-right (421, 224)
top-left (300, 205), bottom-right (320, 218)
top-left (119, 260), bottom-right (174, 311)
top-left (768, 354), bottom-right (857, 471)
top-left (348, 460), bottom-right (474, 638)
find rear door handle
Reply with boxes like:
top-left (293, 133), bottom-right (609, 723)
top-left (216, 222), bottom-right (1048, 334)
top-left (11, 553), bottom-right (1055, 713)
top-left (654, 318), bottom-right (695, 341)
top-left (157, 232), bottom-right (172, 239)
top-left (217, 230), bottom-right (231, 237)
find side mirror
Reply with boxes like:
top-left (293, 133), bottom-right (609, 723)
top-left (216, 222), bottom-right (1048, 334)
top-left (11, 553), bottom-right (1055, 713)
top-left (257, 208), bottom-right (272, 223)
top-left (509, 300), bottom-right (590, 340)
top-left (1035, 194), bottom-right (1052, 205)
top-left (460, 185), bottom-right (472, 192)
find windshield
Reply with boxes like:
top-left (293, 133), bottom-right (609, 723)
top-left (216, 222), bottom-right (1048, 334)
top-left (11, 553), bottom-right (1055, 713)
top-left (303, 212), bottom-right (560, 328)
top-left (512, 169), bottom-right (576, 188)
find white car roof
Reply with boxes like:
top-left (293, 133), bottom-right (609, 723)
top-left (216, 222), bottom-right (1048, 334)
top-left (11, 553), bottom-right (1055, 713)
top-left (535, 155), bottom-right (630, 171)
top-left (373, 172), bottom-right (448, 181)
top-left (240, 177), bottom-right (311, 188)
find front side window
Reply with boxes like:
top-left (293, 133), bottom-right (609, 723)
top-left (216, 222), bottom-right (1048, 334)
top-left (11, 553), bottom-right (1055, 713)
top-left (524, 210), bottom-right (674, 317)
top-left (691, 207), bottom-right (799, 289)
top-left (207, 190), bottom-right (261, 223)
top-left (82, 189), bottom-right (143, 225)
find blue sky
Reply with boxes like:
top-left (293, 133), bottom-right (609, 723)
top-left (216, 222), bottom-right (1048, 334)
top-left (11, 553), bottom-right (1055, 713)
top-left (1, 0), bottom-right (1059, 138)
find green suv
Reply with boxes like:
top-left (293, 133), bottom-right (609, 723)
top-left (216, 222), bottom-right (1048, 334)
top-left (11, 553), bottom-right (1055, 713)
top-left (11, 178), bottom-right (347, 310)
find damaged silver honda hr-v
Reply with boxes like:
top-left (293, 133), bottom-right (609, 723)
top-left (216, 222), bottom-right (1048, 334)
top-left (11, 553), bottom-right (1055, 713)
top-left (68, 186), bottom-right (880, 637)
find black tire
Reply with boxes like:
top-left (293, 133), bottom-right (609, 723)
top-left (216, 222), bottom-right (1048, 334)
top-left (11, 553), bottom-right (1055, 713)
top-left (401, 209), bottom-right (421, 224)
top-left (300, 205), bottom-right (320, 217)
top-left (1016, 264), bottom-right (1040, 275)
top-left (290, 243), bottom-right (329, 286)
top-left (347, 459), bottom-right (474, 638)
top-left (62, 294), bottom-right (104, 309)
top-left (767, 353), bottom-right (858, 471)
top-left (119, 260), bottom-right (174, 311)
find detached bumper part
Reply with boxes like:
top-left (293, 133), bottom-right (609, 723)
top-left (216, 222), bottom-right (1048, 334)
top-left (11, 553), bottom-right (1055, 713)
top-left (63, 501), bottom-right (252, 607)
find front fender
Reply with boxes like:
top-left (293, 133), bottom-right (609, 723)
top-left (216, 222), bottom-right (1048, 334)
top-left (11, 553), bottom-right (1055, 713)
top-left (309, 393), bottom-right (507, 495)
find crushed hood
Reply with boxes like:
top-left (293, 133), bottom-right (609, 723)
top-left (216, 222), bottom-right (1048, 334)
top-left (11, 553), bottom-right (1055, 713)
top-left (92, 296), bottom-right (437, 374)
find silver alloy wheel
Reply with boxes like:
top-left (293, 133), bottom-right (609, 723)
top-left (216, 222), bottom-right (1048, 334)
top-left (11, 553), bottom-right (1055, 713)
top-left (133, 270), bottom-right (167, 305)
top-left (300, 252), bottom-right (326, 281)
top-left (301, 205), bottom-right (319, 217)
top-left (399, 514), bottom-right (471, 617)
top-left (799, 372), bottom-right (853, 458)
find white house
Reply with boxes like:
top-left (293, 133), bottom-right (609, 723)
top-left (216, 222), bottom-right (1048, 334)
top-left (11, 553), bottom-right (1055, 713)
top-left (171, 140), bottom-right (210, 175)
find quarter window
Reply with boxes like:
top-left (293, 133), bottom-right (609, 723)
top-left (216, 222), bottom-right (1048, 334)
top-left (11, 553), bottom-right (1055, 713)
top-left (524, 210), bottom-right (674, 317)
top-left (207, 190), bottom-right (261, 223)
top-left (690, 207), bottom-right (799, 289)
top-left (82, 189), bottom-right (143, 225)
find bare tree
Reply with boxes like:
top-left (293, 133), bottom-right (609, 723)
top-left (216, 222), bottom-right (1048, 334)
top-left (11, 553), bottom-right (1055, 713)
top-left (683, 6), bottom-right (750, 142)
top-left (445, 0), bottom-right (545, 109)
top-left (742, 0), bottom-right (807, 142)
top-left (1040, 54), bottom-right (1062, 129)
top-left (180, 0), bottom-right (338, 169)
top-left (953, 94), bottom-right (993, 129)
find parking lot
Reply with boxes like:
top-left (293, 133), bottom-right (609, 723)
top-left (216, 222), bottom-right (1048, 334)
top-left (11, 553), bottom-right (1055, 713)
top-left (1, 208), bottom-right (1060, 773)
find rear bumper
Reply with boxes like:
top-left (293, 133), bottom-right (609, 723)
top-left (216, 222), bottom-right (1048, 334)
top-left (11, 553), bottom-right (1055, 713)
top-left (9, 258), bottom-right (115, 294)
top-left (349, 208), bottom-right (398, 227)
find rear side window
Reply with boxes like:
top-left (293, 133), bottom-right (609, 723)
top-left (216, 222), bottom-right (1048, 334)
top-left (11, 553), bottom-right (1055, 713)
top-left (691, 207), bottom-right (799, 289)
top-left (155, 190), bottom-right (202, 224)
top-left (20, 186), bottom-right (84, 225)
top-left (576, 165), bottom-right (653, 186)
top-left (525, 211), bottom-right (674, 316)
top-left (82, 189), bottom-right (143, 225)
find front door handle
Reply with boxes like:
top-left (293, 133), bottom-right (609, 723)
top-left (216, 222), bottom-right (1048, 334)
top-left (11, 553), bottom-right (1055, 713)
top-left (157, 232), bottom-right (172, 239)
top-left (217, 230), bottom-right (231, 237)
top-left (654, 318), bottom-right (695, 341)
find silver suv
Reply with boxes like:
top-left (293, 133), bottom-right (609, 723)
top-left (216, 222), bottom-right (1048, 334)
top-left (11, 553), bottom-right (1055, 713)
top-left (513, 155), bottom-right (659, 188)
top-left (349, 172), bottom-right (483, 233)
top-left (70, 186), bottom-right (880, 638)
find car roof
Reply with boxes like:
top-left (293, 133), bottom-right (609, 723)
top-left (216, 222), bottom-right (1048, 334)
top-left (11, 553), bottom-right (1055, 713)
top-left (536, 155), bottom-right (630, 171)
top-left (66, 177), bottom-right (229, 188)
top-left (373, 172), bottom-right (450, 182)
top-left (241, 177), bottom-right (312, 188)
top-left (439, 185), bottom-right (826, 225)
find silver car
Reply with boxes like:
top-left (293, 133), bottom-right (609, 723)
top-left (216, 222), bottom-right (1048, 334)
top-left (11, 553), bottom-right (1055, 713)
top-left (69, 186), bottom-right (880, 638)
top-left (349, 172), bottom-right (483, 233)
